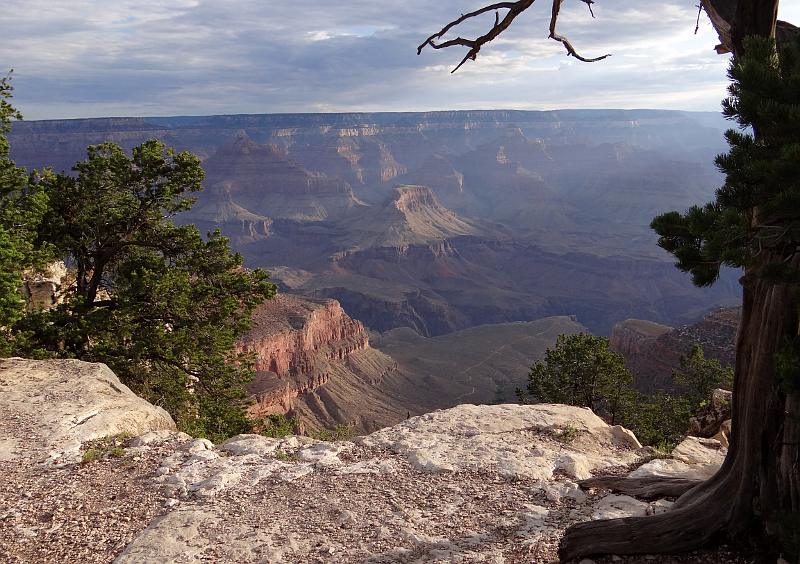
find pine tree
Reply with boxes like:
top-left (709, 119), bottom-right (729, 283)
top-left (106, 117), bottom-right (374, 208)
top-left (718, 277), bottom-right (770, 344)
top-left (564, 35), bottom-right (800, 560)
top-left (0, 73), bottom-right (50, 354)
top-left (16, 140), bottom-right (276, 441)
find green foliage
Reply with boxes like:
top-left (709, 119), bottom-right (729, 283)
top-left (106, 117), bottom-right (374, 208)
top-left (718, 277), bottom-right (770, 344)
top-left (80, 434), bottom-right (131, 464)
top-left (673, 344), bottom-right (734, 402)
top-left (522, 334), bottom-right (733, 449)
top-left (311, 424), bottom-right (357, 442)
top-left (14, 139), bottom-right (276, 441)
top-left (0, 72), bottom-right (51, 353)
top-left (551, 421), bottom-right (580, 444)
top-left (627, 345), bottom-right (732, 449)
top-left (626, 391), bottom-right (693, 451)
top-left (524, 333), bottom-right (634, 425)
top-left (255, 413), bottom-right (299, 438)
top-left (651, 36), bottom-right (800, 287)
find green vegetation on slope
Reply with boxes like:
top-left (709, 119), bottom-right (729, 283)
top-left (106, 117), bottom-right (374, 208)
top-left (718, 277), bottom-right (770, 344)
top-left (519, 333), bottom-right (734, 450)
top-left (0, 73), bottom-right (52, 354)
top-left (0, 75), bottom-right (275, 442)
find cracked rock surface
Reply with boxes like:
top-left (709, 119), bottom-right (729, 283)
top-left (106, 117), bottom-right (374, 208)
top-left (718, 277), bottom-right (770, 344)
top-left (1, 359), bottom-right (747, 563)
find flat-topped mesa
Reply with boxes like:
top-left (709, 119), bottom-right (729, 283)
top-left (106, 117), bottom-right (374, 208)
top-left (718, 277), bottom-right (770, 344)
top-left (391, 185), bottom-right (445, 214)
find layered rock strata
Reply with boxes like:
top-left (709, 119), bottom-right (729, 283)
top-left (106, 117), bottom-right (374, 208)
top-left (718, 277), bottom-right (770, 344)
top-left (610, 307), bottom-right (740, 391)
top-left (236, 294), bottom-right (413, 431)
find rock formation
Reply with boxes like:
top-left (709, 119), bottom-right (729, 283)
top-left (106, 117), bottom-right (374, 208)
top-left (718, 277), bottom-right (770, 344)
top-left (0, 358), bottom-right (174, 465)
top-left (197, 133), bottom-right (364, 224)
top-left (9, 110), bottom-right (741, 337)
top-left (0, 358), bottom-right (737, 563)
top-left (116, 403), bottom-right (727, 563)
top-left (20, 261), bottom-right (70, 312)
top-left (611, 307), bottom-right (740, 391)
top-left (236, 294), bottom-right (416, 432)
top-left (688, 388), bottom-right (733, 446)
top-left (11, 110), bottom-right (739, 336)
top-left (333, 184), bottom-right (481, 251)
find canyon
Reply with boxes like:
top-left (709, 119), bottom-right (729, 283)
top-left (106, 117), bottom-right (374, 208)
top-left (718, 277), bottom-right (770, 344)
top-left (235, 294), bottom-right (414, 432)
top-left (10, 109), bottom-right (741, 337)
top-left (235, 294), bottom-right (588, 432)
top-left (610, 307), bottom-right (740, 392)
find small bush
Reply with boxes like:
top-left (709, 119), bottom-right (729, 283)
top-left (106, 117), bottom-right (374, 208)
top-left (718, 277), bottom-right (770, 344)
top-left (80, 434), bottom-right (131, 464)
top-left (311, 424), bottom-right (357, 442)
top-left (551, 422), bottom-right (580, 443)
top-left (253, 413), bottom-right (298, 438)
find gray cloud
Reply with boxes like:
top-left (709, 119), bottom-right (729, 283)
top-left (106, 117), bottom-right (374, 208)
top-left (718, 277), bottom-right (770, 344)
top-left (3, 0), bottom-right (799, 119)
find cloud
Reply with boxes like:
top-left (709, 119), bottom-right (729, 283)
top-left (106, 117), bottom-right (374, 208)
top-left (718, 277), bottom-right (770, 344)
top-left (2, 0), bottom-right (798, 119)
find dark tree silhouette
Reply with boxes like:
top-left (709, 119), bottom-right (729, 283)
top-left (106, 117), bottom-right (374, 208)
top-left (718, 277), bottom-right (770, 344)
top-left (420, 1), bottom-right (799, 561)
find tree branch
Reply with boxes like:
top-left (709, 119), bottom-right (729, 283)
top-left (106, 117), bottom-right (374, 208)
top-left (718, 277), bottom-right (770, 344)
top-left (579, 475), bottom-right (704, 499)
top-left (418, 0), bottom-right (609, 73)
top-left (549, 0), bottom-right (610, 62)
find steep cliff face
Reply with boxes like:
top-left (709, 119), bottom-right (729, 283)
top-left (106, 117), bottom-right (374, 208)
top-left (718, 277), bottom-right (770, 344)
top-left (198, 133), bottom-right (363, 222)
top-left (610, 307), bottom-right (740, 392)
top-left (236, 294), bottom-right (414, 431)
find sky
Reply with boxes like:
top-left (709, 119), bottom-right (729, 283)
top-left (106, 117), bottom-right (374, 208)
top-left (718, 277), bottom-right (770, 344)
top-left (3, 1), bottom-right (799, 120)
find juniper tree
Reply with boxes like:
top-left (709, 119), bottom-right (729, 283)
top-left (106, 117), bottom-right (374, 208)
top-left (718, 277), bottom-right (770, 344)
top-left (420, 1), bottom-right (798, 560)
top-left (0, 73), bottom-right (50, 354)
top-left (524, 333), bottom-right (634, 425)
top-left (16, 140), bottom-right (276, 441)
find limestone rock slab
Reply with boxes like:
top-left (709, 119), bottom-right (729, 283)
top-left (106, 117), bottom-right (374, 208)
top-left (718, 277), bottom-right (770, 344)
top-left (0, 358), bottom-right (174, 464)
top-left (360, 403), bottom-right (641, 481)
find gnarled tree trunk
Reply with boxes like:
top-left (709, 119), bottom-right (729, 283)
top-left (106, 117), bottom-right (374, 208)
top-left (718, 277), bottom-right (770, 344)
top-left (560, 3), bottom-right (800, 558)
top-left (560, 253), bottom-right (800, 560)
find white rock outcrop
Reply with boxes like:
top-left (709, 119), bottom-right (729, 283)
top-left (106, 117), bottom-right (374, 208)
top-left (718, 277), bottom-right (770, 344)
top-left (1, 359), bottom-right (733, 563)
top-left (0, 358), bottom-right (175, 464)
top-left (119, 403), bottom-right (653, 563)
top-left (360, 403), bottom-right (643, 480)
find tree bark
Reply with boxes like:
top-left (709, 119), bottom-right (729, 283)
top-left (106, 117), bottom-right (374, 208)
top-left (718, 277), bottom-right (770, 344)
top-left (560, 1), bottom-right (800, 560)
top-left (561, 253), bottom-right (800, 560)
top-left (577, 476), bottom-right (703, 500)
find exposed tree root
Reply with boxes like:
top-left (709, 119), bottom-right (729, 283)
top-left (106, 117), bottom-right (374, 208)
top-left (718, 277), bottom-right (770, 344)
top-left (559, 482), bottom-right (729, 561)
top-left (577, 476), bottom-right (703, 500)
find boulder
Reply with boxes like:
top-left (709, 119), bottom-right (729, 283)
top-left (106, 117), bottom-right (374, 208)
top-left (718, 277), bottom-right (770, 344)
top-left (629, 436), bottom-right (726, 482)
top-left (688, 388), bottom-right (732, 438)
top-left (0, 358), bottom-right (174, 464)
top-left (360, 403), bottom-right (642, 481)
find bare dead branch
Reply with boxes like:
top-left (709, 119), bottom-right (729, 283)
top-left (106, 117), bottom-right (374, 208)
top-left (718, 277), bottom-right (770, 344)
top-left (695, 3), bottom-right (704, 34)
top-left (549, 0), bottom-right (611, 62)
top-left (418, 0), bottom-right (609, 73)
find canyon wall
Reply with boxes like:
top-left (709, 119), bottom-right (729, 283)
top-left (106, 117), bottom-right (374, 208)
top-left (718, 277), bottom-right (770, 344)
top-left (236, 294), bottom-right (414, 432)
top-left (610, 307), bottom-right (740, 392)
top-left (10, 110), bottom-right (739, 339)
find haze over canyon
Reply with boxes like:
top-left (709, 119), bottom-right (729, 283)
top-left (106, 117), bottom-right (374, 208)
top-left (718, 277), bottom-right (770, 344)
top-left (10, 109), bottom-right (740, 337)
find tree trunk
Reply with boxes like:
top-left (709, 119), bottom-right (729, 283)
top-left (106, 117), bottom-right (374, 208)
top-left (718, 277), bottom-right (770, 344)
top-left (560, 258), bottom-right (800, 562)
top-left (559, 5), bottom-right (800, 559)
